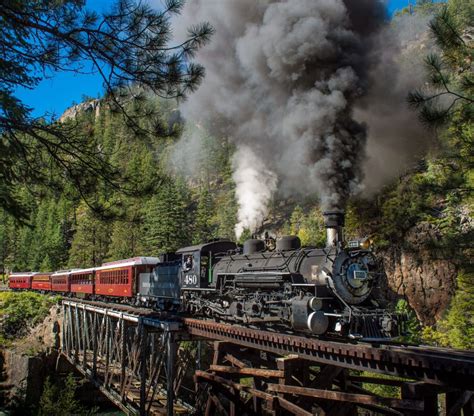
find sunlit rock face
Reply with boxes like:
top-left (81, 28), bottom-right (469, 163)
top-left (381, 222), bottom-right (458, 325)
top-left (59, 99), bottom-right (101, 123)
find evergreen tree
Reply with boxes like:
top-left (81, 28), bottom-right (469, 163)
top-left (1, 0), bottom-right (212, 220)
top-left (448, 0), bottom-right (474, 26)
top-left (68, 203), bottom-right (110, 267)
top-left (107, 218), bottom-right (142, 260)
top-left (40, 255), bottom-right (53, 273)
top-left (13, 224), bottom-right (34, 271)
top-left (43, 200), bottom-right (68, 271)
top-left (38, 374), bottom-right (86, 416)
top-left (423, 271), bottom-right (474, 349)
top-left (142, 178), bottom-right (189, 255)
top-left (214, 151), bottom-right (238, 240)
top-left (408, 5), bottom-right (473, 128)
top-left (215, 194), bottom-right (238, 241)
top-left (0, 210), bottom-right (12, 277)
top-left (30, 201), bottom-right (50, 270)
top-left (193, 187), bottom-right (215, 244)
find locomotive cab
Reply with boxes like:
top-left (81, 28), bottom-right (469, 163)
top-left (177, 240), bottom-right (237, 289)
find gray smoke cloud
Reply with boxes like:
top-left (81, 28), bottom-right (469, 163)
top-left (356, 13), bottom-right (435, 193)
top-left (170, 0), bottom-right (433, 237)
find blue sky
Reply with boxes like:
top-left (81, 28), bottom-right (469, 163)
top-left (16, 0), bottom-right (424, 118)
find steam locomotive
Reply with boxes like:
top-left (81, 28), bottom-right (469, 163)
top-left (9, 212), bottom-right (402, 340)
top-left (163, 211), bottom-right (401, 340)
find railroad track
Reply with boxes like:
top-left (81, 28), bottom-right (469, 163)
top-left (65, 297), bottom-right (164, 317)
top-left (62, 298), bottom-right (474, 390)
top-left (182, 317), bottom-right (474, 390)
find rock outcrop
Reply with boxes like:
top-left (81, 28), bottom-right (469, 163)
top-left (0, 305), bottom-right (62, 410)
top-left (381, 222), bottom-right (458, 325)
top-left (0, 349), bottom-right (60, 410)
top-left (59, 99), bottom-right (101, 123)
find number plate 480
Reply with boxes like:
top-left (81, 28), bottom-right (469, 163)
top-left (184, 274), bottom-right (198, 285)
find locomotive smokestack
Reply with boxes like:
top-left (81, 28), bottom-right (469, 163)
top-left (323, 211), bottom-right (345, 247)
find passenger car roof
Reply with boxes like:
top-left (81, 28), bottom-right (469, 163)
top-left (96, 257), bottom-right (161, 271)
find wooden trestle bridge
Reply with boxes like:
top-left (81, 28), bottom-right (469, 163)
top-left (61, 299), bottom-right (474, 416)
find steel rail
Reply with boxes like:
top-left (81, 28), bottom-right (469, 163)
top-left (182, 317), bottom-right (474, 390)
top-left (61, 299), bottom-right (474, 391)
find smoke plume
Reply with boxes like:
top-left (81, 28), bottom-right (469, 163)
top-left (355, 13), bottom-right (435, 193)
top-left (172, 0), bottom-right (432, 237)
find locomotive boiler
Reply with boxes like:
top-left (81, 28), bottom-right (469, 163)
top-left (171, 212), bottom-right (401, 340)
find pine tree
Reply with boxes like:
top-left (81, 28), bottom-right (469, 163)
top-left (0, 210), bottom-right (13, 277)
top-left (1, 0), bottom-right (212, 219)
top-left (44, 200), bottom-right (67, 271)
top-left (107, 217), bottom-right (142, 260)
top-left (68, 203), bottom-right (111, 268)
top-left (30, 201), bottom-right (50, 270)
top-left (38, 374), bottom-right (84, 416)
top-left (40, 255), bottom-right (53, 273)
top-left (408, 5), bottom-right (473, 127)
top-left (214, 151), bottom-right (238, 240)
top-left (193, 187), bottom-right (215, 244)
top-left (13, 224), bottom-right (33, 271)
top-left (142, 178), bottom-right (189, 255)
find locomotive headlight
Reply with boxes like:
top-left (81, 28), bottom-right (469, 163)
top-left (360, 238), bottom-right (372, 250)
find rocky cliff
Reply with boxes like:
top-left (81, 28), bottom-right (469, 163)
top-left (381, 223), bottom-right (458, 325)
top-left (0, 305), bottom-right (62, 410)
top-left (58, 99), bottom-right (101, 123)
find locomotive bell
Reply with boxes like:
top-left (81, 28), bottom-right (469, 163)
top-left (323, 211), bottom-right (345, 247)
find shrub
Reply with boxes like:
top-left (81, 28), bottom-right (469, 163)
top-left (0, 292), bottom-right (59, 345)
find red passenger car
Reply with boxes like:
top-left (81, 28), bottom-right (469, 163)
top-left (8, 272), bottom-right (35, 290)
top-left (70, 268), bottom-right (95, 295)
top-left (95, 257), bottom-right (160, 298)
top-left (31, 273), bottom-right (52, 291)
top-left (51, 271), bottom-right (70, 293)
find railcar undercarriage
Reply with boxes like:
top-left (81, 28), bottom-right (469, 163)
top-left (181, 283), bottom-right (403, 340)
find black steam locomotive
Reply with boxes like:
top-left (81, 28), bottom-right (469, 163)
top-left (152, 212), bottom-right (402, 340)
